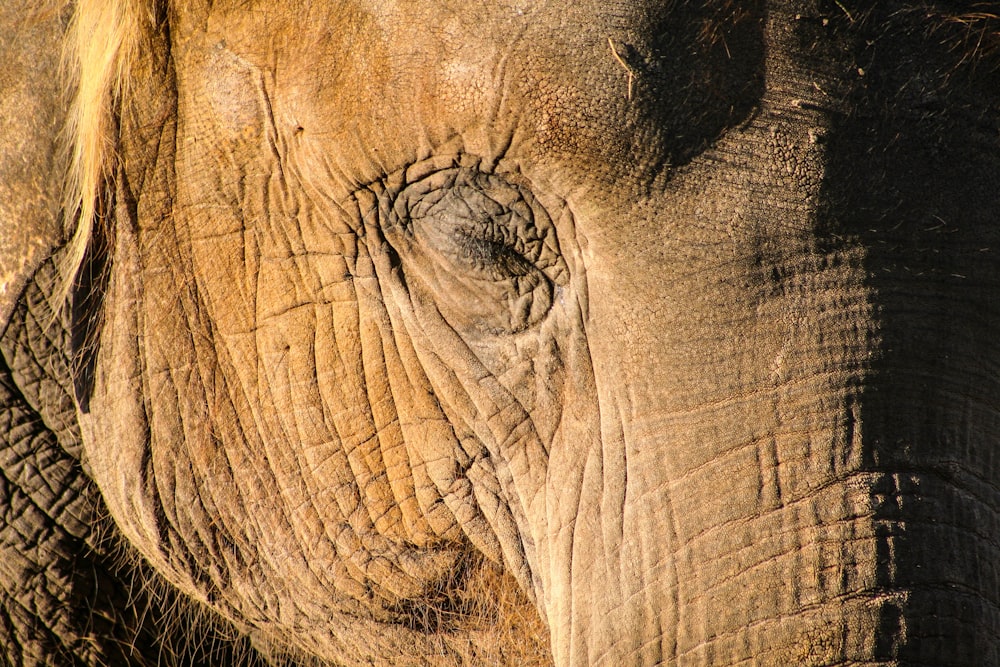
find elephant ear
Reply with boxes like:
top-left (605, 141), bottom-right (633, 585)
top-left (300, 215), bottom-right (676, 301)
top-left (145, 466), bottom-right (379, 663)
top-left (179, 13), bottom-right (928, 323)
top-left (0, 2), bottom-right (69, 334)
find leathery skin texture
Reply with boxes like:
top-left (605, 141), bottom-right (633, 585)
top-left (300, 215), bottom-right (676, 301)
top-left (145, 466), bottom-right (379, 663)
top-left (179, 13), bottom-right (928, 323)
top-left (1, 0), bottom-right (999, 665)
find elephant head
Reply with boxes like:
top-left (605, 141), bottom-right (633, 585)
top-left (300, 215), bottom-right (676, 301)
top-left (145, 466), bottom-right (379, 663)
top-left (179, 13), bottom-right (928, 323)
top-left (2, 0), bottom-right (1000, 665)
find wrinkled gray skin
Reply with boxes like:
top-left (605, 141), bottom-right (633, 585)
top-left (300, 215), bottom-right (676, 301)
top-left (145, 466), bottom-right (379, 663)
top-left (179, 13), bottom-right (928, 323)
top-left (3, 0), bottom-right (1000, 665)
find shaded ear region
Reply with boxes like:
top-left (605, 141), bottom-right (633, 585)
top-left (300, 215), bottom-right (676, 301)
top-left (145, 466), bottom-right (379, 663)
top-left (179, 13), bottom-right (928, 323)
top-left (70, 199), bottom-right (112, 414)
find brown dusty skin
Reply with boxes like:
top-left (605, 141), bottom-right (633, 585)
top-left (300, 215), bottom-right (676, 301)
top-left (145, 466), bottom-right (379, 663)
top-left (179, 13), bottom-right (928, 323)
top-left (2, 0), bottom-right (1000, 666)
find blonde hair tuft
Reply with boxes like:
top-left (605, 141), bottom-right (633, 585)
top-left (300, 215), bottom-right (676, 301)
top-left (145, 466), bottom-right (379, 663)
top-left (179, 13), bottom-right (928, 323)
top-left (60, 0), bottom-right (155, 302)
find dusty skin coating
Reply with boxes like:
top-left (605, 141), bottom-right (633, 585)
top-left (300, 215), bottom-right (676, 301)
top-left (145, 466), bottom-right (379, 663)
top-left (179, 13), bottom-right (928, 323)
top-left (2, 0), bottom-right (1000, 666)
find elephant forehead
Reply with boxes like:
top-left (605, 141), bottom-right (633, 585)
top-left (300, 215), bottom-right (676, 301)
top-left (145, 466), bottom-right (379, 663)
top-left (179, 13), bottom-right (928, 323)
top-left (182, 0), bottom-right (761, 192)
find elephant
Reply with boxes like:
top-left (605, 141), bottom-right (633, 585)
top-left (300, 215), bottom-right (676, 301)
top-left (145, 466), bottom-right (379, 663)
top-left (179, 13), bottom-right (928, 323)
top-left (2, 0), bottom-right (1000, 665)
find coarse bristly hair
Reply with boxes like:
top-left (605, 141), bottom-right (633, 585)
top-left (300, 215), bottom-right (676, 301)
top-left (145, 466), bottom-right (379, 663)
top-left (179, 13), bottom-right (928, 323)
top-left (59, 0), bottom-right (156, 304)
top-left (920, 1), bottom-right (1000, 67)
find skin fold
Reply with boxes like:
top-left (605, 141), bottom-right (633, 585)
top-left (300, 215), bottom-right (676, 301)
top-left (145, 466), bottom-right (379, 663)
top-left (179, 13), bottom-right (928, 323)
top-left (1, 0), bottom-right (999, 665)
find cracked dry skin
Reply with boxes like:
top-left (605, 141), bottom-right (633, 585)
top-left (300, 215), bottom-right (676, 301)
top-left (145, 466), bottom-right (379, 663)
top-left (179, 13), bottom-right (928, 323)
top-left (2, 0), bottom-right (1000, 665)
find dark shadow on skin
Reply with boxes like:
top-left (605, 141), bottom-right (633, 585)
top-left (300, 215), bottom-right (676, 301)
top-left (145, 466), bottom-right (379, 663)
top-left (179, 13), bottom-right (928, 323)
top-left (70, 191), bottom-right (110, 414)
top-left (817, 2), bottom-right (1000, 662)
top-left (644, 0), bottom-right (767, 168)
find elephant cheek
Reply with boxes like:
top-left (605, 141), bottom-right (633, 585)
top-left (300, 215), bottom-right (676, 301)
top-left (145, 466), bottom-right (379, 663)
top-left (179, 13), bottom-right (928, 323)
top-left (79, 204), bottom-right (552, 664)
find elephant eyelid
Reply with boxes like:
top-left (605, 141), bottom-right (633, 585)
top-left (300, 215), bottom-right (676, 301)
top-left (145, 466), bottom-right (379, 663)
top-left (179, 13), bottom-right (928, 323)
top-left (391, 168), bottom-right (560, 282)
top-left (376, 164), bottom-right (567, 336)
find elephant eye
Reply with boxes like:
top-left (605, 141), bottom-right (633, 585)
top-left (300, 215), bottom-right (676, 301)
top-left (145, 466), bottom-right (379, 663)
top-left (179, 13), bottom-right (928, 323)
top-left (378, 166), bottom-right (567, 336)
